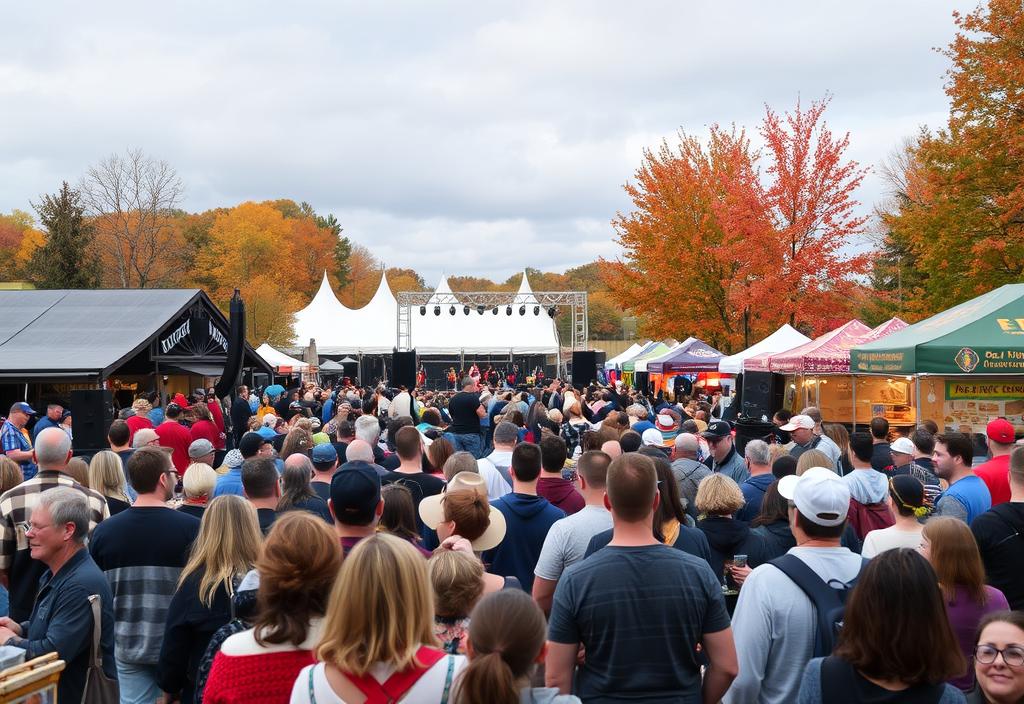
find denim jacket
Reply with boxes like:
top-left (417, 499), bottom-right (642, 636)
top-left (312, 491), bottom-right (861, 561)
top-left (8, 548), bottom-right (116, 703)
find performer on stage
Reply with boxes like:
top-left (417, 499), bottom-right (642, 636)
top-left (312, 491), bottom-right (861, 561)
top-left (416, 365), bottom-right (426, 389)
top-left (446, 367), bottom-right (457, 391)
top-left (469, 363), bottom-right (481, 385)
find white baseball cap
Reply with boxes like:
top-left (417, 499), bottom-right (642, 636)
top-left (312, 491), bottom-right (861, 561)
top-left (890, 437), bottom-right (916, 455)
top-left (779, 414), bottom-right (815, 432)
top-left (778, 466), bottom-right (850, 527)
top-left (641, 428), bottom-right (665, 447)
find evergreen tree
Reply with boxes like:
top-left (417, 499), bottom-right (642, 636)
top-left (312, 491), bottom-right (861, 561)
top-left (29, 182), bottom-right (101, 289)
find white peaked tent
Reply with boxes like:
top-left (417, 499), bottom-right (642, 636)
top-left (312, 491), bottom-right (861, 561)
top-left (256, 343), bottom-right (310, 371)
top-left (291, 270), bottom-right (559, 355)
top-left (717, 324), bottom-right (812, 374)
top-left (604, 341), bottom-right (647, 370)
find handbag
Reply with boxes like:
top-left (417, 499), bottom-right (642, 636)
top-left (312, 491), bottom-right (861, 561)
top-left (82, 594), bottom-right (119, 704)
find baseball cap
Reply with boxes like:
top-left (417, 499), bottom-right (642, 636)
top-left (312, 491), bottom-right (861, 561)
top-left (9, 402), bottom-right (36, 416)
top-left (418, 473), bottom-right (506, 551)
top-left (778, 466), bottom-right (850, 527)
top-left (188, 439), bottom-right (215, 459)
top-left (237, 432), bottom-right (269, 459)
top-left (890, 437), bottom-right (916, 455)
top-left (701, 420), bottom-right (732, 439)
top-left (779, 414), bottom-right (815, 432)
top-left (311, 443), bottom-right (338, 465)
top-left (641, 428), bottom-right (665, 447)
top-left (330, 464), bottom-right (382, 525)
top-left (987, 418), bottom-right (1015, 444)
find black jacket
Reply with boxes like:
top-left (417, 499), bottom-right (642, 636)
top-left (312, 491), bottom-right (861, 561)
top-left (696, 515), bottom-right (770, 579)
top-left (230, 396), bottom-right (252, 444)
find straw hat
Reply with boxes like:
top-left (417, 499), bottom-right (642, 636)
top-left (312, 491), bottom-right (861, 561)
top-left (419, 472), bottom-right (506, 551)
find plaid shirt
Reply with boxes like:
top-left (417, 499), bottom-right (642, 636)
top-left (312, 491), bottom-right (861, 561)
top-left (0, 419), bottom-right (36, 480)
top-left (0, 470), bottom-right (110, 621)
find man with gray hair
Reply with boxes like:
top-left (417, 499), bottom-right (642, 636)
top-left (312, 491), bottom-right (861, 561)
top-left (737, 439), bottom-right (775, 522)
top-left (0, 428), bottom-right (109, 622)
top-left (354, 414), bottom-right (398, 469)
top-left (478, 421), bottom-right (517, 499)
top-left (671, 433), bottom-right (711, 520)
top-left (0, 487), bottom-right (116, 704)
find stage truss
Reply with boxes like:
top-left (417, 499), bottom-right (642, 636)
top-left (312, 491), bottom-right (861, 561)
top-left (395, 291), bottom-right (588, 354)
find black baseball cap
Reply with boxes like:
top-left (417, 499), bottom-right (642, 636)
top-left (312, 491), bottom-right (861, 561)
top-left (701, 420), bottom-right (732, 439)
top-left (238, 432), bottom-right (269, 459)
top-left (330, 463), bottom-right (381, 526)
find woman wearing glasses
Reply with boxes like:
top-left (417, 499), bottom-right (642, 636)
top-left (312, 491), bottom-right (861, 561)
top-left (969, 611), bottom-right (1024, 703)
top-left (797, 548), bottom-right (966, 703)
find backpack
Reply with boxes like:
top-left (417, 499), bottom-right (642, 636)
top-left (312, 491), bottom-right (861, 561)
top-left (770, 554), bottom-right (868, 658)
top-left (846, 498), bottom-right (895, 540)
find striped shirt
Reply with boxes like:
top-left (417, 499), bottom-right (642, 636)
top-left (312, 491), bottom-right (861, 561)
top-left (0, 470), bottom-right (110, 621)
top-left (0, 419), bottom-right (36, 480)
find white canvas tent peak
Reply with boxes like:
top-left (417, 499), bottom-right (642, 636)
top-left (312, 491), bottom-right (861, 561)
top-left (718, 324), bottom-right (812, 374)
top-left (292, 271), bottom-right (351, 349)
top-left (604, 342), bottom-right (647, 369)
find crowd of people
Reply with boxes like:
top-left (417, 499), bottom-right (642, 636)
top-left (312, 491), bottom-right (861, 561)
top-left (1, 373), bottom-right (1024, 703)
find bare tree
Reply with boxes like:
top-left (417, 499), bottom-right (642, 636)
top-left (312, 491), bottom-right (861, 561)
top-left (80, 148), bottom-right (185, 287)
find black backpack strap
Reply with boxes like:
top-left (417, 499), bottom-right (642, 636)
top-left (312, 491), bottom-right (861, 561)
top-left (770, 555), bottom-right (842, 655)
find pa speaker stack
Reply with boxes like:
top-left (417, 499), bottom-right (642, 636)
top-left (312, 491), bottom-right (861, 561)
top-left (571, 351), bottom-right (598, 385)
top-left (71, 389), bottom-right (114, 454)
top-left (391, 349), bottom-right (418, 389)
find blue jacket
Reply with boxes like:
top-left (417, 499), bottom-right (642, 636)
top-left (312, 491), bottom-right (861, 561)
top-left (9, 548), bottom-right (116, 704)
top-left (212, 468), bottom-right (244, 498)
top-left (483, 493), bottom-right (565, 593)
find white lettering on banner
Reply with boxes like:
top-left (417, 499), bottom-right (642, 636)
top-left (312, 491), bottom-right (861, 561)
top-left (160, 320), bottom-right (190, 354)
top-left (689, 348), bottom-right (719, 358)
top-left (209, 321), bottom-right (228, 351)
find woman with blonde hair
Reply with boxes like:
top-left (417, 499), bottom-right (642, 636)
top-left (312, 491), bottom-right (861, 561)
top-left (823, 422), bottom-right (853, 476)
top-left (88, 449), bottom-right (132, 514)
top-left (290, 534), bottom-right (465, 703)
top-left (281, 426), bottom-right (313, 461)
top-left (920, 517), bottom-right (1010, 691)
top-left (179, 462), bottom-right (218, 520)
top-left (796, 449), bottom-right (834, 476)
top-left (203, 513), bottom-right (341, 703)
top-left (0, 456), bottom-right (22, 494)
top-left (158, 495), bottom-right (263, 703)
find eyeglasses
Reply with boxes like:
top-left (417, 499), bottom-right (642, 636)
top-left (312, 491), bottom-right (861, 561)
top-left (976, 644), bottom-right (1024, 667)
top-left (21, 521), bottom-right (50, 533)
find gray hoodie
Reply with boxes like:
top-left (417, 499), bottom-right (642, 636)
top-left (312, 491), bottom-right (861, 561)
top-left (842, 468), bottom-right (888, 504)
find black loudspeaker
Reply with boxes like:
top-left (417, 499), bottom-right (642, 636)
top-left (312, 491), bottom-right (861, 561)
top-left (391, 350), bottom-right (418, 389)
top-left (741, 371), bottom-right (784, 421)
top-left (71, 389), bottom-right (114, 453)
top-left (571, 351), bottom-right (598, 385)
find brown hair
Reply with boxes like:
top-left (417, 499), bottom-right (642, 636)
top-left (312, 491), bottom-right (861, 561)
top-left (427, 437), bottom-right (455, 474)
top-left (796, 449), bottom-right (833, 476)
top-left (65, 457), bottom-right (90, 487)
top-left (606, 453), bottom-right (656, 522)
top-left (442, 490), bottom-right (490, 543)
top-left (976, 610), bottom-right (1024, 646)
top-left (253, 512), bottom-right (341, 647)
top-left (191, 401), bottom-right (213, 422)
top-left (834, 548), bottom-right (965, 684)
top-left (577, 450), bottom-right (611, 489)
top-left (442, 453), bottom-right (479, 483)
top-left (280, 426), bottom-right (313, 460)
top-left (453, 589), bottom-right (546, 704)
top-left (395, 426), bottom-right (423, 461)
top-left (922, 517), bottom-right (988, 604)
top-left (0, 456), bottom-right (24, 494)
top-left (428, 550), bottom-right (484, 619)
top-left (126, 446), bottom-right (171, 494)
top-left (379, 484), bottom-right (420, 543)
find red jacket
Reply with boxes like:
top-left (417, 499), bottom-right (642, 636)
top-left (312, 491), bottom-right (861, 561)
top-left (155, 421), bottom-right (193, 473)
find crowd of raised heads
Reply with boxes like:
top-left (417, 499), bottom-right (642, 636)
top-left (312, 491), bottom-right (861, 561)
top-left (1, 372), bottom-right (1024, 703)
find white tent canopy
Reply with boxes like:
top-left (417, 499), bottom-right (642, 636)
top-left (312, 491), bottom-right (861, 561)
top-left (292, 270), bottom-right (559, 355)
top-left (604, 342), bottom-right (647, 369)
top-left (256, 342), bottom-right (310, 371)
top-left (717, 324), bottom-right (812, 374)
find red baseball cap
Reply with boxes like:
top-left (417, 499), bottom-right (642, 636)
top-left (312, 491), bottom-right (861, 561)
top-left (987, 418), bottom-right (1015, 444)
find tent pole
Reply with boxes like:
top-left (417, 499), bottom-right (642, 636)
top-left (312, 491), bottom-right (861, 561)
top-left (915, 374), bottom-right (922, 427)
top-left (816, 377), bottom-right (820, 407)
top-left (851, 375), bottom-right (857, 431)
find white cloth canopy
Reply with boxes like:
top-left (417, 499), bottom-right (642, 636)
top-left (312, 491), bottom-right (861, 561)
top-left (292, 271), bottom-right (559, 355)
top-left (604, 342), bottom-right (647, 369)
top-left (256, 342), bottom-right (310, 371)
top-left (717, 324), bottom-right (812, 374)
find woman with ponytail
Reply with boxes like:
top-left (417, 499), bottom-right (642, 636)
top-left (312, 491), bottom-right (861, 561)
top-left (455, 589), bottom-right (579, 704)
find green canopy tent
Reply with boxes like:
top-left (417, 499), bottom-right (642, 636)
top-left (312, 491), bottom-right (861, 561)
top-left (851, 284), bottom-right (1024, 376)
top-left (621, 341), bottom-right (672, 373)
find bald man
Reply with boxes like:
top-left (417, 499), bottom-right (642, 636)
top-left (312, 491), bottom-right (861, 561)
top-left (671, 433), bottom-right (711, 520)
top-left (601, 440), bottom-right (622, 459)
top-left (342, 439), bottom-right (388, 476)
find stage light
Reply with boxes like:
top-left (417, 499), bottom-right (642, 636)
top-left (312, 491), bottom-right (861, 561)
top-left (534, 306), bottom-right (540, 316)
top-left (492, 307), bottom-right (498, 315)
top-left (449, 305), bottom-right (456, 316)
top-left (463, 306), bottom-right (470, 315)
top-left (419, 306), bottom-right (426, 316)
top-left (518, 305), bottom-right (525, 316)
top-left (477, 305), bottom-right (485, 315)
top-left (548, 306), bottom-right (557, 317)
top-left (506, 306), bottom-right (512, 316)
top-left (434, 306), bottom-right (441, 316)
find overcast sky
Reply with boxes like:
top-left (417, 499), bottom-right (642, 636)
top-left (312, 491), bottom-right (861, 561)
top-left (1, 1), bottom-right (972, 285)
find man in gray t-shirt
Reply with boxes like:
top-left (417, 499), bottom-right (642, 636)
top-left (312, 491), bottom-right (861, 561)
top-left (533, 451), bottom-right (614, 614)
top-left (670, 433), bottom-right (710, 518)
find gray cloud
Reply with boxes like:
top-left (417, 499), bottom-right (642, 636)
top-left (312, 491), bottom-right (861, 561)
top-left (0, 0), bottom-right (970, 285)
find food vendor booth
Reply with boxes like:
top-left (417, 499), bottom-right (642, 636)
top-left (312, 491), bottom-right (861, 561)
top-left (851, 284), bottom-right (1024, 437)
top-left (646, 338), bottom-right (726, 395)
top-left (603, 342), bottom-right (647, 384)
top-left (619, 340), bottom-right (673, 388)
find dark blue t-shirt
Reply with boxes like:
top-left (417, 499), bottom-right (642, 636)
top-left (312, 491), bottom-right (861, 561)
top-left (548, 545), bottom-right (730, 703)
top-left (736, 473), bottom-right (776, 523)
